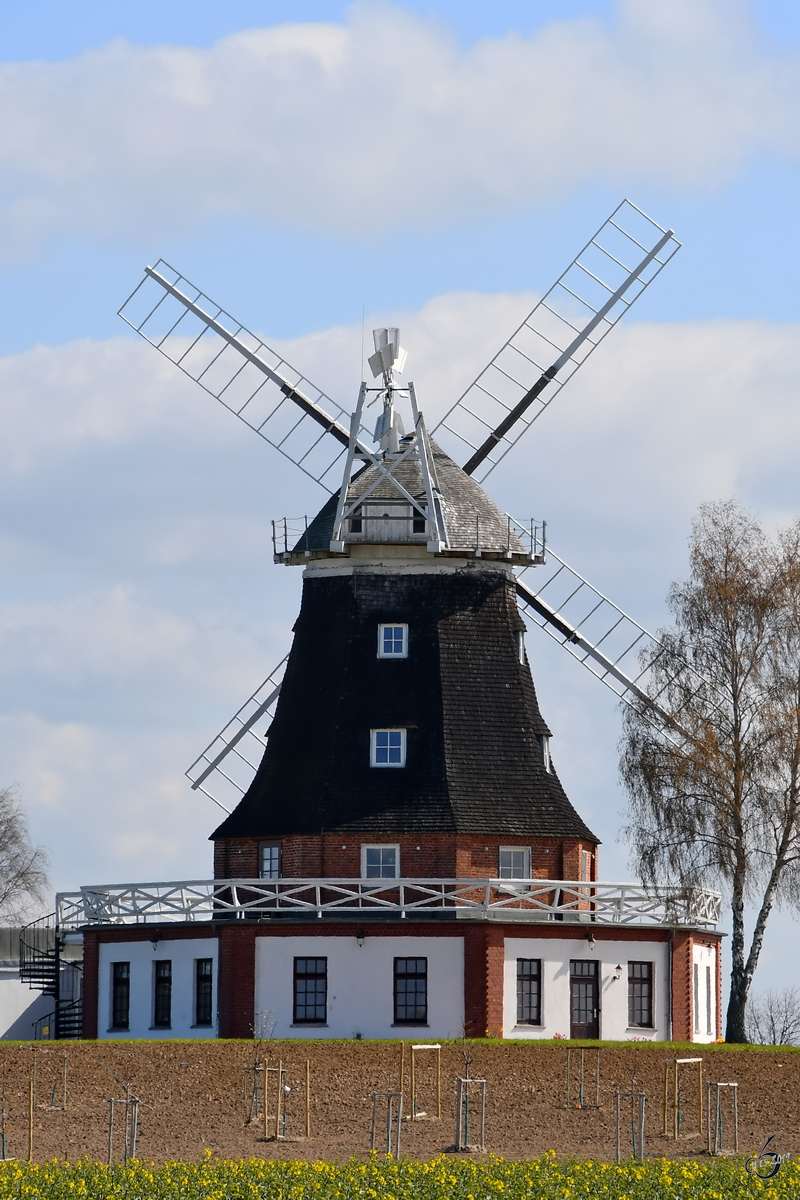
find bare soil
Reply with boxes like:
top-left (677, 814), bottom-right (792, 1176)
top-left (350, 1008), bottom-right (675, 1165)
top-left (0, 1040), bottom-right (796, 1164)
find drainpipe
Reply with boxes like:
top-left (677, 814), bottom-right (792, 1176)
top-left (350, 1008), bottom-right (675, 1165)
top-left (667, 929), bottom-right (674, 1042)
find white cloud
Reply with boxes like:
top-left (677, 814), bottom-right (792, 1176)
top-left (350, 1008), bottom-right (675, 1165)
top-left (0, 0), bottom-right (798, 253)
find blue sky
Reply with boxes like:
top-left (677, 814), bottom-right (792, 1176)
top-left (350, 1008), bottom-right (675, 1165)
top-left (3, 0), bottom-right (800, 997)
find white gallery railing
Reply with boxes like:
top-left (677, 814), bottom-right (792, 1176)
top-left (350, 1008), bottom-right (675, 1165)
top-left (55, 878), bottom-right (721, 930)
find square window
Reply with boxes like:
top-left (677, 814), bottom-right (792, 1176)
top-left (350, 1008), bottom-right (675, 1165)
top-left (111, 962), bottom-right (130, 1030)
top-left (361, 844), bottom-right (400, 878)
top-left (628, 961), bottom-right (653, 1028)
top-left (499, 846), bottom-right (531, 879)
top-left (153, 960), bottom-right (172, 1029)
top-left (394, 957), bottom-right (427, 1024)
top-left (371, 728), bottom-right (406, 767)
top-left (259, 841), bottom-right (281, 879)
top-left (294, 957), bottom-right (327, 1023)
top-left (378, 624), bottom-right (408, 658)
top-left (516, 959), bottom-right (542, 1025)
top-left (195, 958), bottom-right (213, 1027)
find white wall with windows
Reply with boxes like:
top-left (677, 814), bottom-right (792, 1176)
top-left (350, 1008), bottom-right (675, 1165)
top-left (502, 938), bottom-right (671, 1041)
top-left (692, 942), bottom-right (718, 1043)
top-left (97, 938), bottom-right (218, 1039)
top-left (254, 935), bottom-right (464, 1039)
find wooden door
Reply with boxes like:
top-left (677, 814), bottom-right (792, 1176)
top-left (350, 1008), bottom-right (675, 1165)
top-left (570, 959), bottom-right (599, 1039)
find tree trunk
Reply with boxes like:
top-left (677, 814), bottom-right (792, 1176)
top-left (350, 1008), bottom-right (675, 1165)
top-left (725, 858), bottom-right (748, 1042)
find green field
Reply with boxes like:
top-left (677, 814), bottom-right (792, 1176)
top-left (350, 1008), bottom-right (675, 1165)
top-left (0, 1153), bottom-right (789, 1199)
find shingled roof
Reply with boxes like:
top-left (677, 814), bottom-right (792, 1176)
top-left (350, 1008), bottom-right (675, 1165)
top-left (293, 440), bottom-right (526, 557)
top-left (212, 569), bottom-right (598, 843)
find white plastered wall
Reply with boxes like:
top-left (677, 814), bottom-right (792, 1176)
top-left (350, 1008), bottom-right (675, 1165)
top-left (0, 969), bottom-right (53, 1039)
top-left (691, 942), bottom-right (718, 1043)
top-left (503, 937), bottom-right (671, 1041)
top-left (255, 934), bottom-right (464, 1039)
top-left (97, 938), bottom-right (218, 1039)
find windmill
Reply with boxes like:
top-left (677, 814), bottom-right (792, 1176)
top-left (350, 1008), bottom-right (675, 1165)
top-left (119, 199), bottom-right (691, 819)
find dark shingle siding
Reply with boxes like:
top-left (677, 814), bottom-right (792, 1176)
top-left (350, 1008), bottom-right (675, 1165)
top-left (212, 569), bottom-right (597, 843)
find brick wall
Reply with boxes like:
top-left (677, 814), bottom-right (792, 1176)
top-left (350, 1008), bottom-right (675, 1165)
top-left (670, 932), bottom-right (693, 1041)
top-left (212, 833), bottom-right (596, 881)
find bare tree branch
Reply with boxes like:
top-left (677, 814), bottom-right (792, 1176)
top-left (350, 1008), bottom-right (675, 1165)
top-left (620, 500), bottom-right (800, 1042)
top-left (0, 786), bottom-right (49, 921)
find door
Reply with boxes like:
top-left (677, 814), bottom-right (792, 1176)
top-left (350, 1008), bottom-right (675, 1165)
top-left (570, 959), bottom-right (599, 1038)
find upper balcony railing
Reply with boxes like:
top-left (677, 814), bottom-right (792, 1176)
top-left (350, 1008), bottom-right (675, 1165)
top-left (271, 512), bottom-right (546, 565)
top-left (55, 877), bottom-right (721, 931)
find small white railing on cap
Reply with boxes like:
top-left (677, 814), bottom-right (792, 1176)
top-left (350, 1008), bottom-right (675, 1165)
top-left (55, 878), bottom-right (721, 930)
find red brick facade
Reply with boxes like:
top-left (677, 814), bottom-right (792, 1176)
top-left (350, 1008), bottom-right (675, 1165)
top-left (213, 833), bottom-right (597, 882)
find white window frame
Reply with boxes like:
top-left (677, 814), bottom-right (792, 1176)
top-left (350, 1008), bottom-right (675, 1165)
top-left (498, 845), bottom-right (531, 879)
top-left (539, 734), bottom-right (551, 772)
top-left (370, 727), bottom-right (407, 767)
top-left (361, 843), bottom-right (401, 879)
top-left (377, 624), bottom-right (408, 659)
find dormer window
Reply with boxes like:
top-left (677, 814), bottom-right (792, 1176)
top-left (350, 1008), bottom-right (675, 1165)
top-left (349, 507), bottom-right (363, 534)
top-left (539, 734), bottom-right (551, 772)
top-left (371, 728), bottom-right (406, 767)
top-left (378, 624), bottom-right (408, 658)
top-left (412, 507), bottom-right (427, 534)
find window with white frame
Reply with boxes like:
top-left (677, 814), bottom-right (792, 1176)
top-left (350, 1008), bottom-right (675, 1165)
top-left (361, 844), bottom-right (400, 878)
top-left (370, 728), bottom-right (406, 767)
top-left (539, 734), bottom-right (551, 772)
top-left (378, 624), bottom-right (408, 658)
top-left (499, 846), bottom-right (531, 879)
top-left (259, 841), bottom-right (281, 879)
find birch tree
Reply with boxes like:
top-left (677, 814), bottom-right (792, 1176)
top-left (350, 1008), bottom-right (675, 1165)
top-left (0, 787), bottom-right (49, 920)
top-left (620, 500), bottom-right (800, 1043)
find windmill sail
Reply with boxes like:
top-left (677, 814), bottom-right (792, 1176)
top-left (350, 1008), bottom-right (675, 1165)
top-left (515, 550), bottom-right (709, 735)
top-left (433, 200), bottom-right (680, 481)
top-left (119, 262), bottom-right (369, 492)
top-left (186, 654), bottom-right (289, 812)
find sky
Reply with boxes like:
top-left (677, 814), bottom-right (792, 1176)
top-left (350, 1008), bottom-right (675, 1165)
top-left (3, 0), bottom-right (800, 1001)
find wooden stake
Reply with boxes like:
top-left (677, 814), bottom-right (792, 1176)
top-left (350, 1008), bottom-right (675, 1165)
top-left (63, 1056), bottom-right (68, 1112)
top-left (27, 1078), bottom-right (33, 1163)
top-left (673, 1059), bottom-right (678, 1139)
top-left (305, 1060), bottom-right (311, 1138)
top-left (410, 1047), bottom-right (416, 1117)
top-left (698, 1062), bottom-right (703, 1134)
top-left (662, 1063), bottom-right (668, 1135)
top-left (263, 1061), bottom-right (268, 1141)
top-left (275, 1060), bottom-right (283, 1140)
top-left (436, 1048), bottom-right (441, 1119)
top-left (399, 1042), bottom-right (404, 1094)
